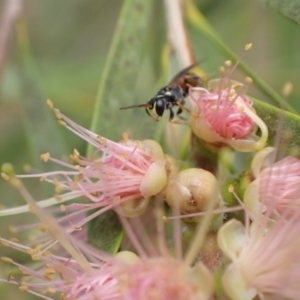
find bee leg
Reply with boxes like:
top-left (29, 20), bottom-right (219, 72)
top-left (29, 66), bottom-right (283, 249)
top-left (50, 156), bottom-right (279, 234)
top-left (176, 102), bottom-right (197, 118)
top-left (176, 102), bottom-right (189, 114)
top-left (169, 108), bottom-right (185, 124)
top-left (177, 106), bottom-right (183, 115)
top-left (169, 108), bottom-right (175, 121)
top-left (176, 107), bottom-right (187, 121)
top-left (168, 108), bottom-right (189, 124)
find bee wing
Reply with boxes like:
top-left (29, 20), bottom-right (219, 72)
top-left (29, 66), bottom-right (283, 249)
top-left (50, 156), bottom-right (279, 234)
top-left (169, 62), bottom-right (200, 84)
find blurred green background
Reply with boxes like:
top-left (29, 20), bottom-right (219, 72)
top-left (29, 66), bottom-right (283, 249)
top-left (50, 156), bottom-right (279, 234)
top-left (0, 0), bottom-right (299, 298)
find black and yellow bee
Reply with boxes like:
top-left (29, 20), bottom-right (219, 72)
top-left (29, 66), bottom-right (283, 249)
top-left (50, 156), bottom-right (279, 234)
top-left (120, 64), bottom-right (201, 121)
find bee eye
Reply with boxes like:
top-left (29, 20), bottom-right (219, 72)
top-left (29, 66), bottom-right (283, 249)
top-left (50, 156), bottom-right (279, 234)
top-left (155, 99), bottom-right (165, 116)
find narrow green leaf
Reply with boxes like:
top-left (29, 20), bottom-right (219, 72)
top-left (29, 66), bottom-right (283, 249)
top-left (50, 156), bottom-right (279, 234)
top-left (185, 0), bottom-right (297, 113)
top-left (253, 97), bottom-right (300, 157)
top-left (88, 0), bottom-right (154, 255)
top-left (89, 0), bottom-right (154, 143)
top-left (257, 0), bottom-right (300, 25)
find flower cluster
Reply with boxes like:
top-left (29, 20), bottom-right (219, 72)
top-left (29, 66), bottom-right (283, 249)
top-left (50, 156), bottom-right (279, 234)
top-left (11, 101), bottom-right (175, 220)
top-left (2, 50), bottom-right (300, 300)
top-left (0, 184), bottom-right (215, 300)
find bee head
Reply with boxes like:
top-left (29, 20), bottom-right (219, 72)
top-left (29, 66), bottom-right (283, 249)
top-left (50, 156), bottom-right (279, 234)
top-left (146, 97), bottom-right (166, 121)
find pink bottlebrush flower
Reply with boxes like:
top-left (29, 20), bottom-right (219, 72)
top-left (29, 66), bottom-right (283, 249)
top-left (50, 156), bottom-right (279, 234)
top-left (0, 171), bottom-right (214, 300)
top-left (244, 146), bottom-right (300, 218)
top-left (0, 237), bottom-right (213, 300)
top-left (0, 236), bottom-right (122, 300)
top-left (218, 211), bottom-right (300, 300)
top-left (116, 256), bottom-right (213, 300)
top-left (189, 45), bottom-right (268, 152)
top-left (6, 100), bottom-right (173, 219)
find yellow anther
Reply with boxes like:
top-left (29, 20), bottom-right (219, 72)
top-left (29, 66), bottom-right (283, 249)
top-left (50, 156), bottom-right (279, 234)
top-left (282, 82), bottom-right (293, 97)
top-left (245, 43), bottom-right (253, 51)
top-left (19, 285), bottom-right (29, 292)
top-left (1, 239), bottom-right (10, 247)
top-left (43, 273), bottom-right (53, 281)
top-left (225, 60), bottom-right (232, 67)
top-left (245, 76), bottom-right (253, 84)
top-left (46, 99), bottom-right (54, 109)
top-left (39, 225), bottom-right (48, 232)
top-left (47, 288), bottom-right (56, 295)
top-left (1, 257), bottom-right (13, 264)
top-left (40, 152), bottom-right (50, 162)
top-left (32, 254), bottom-right (41, 261)
top-left (57, 120), bottom-right (66, 127)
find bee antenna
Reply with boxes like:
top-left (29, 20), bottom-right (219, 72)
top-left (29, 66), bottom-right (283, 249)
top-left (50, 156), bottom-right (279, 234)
top-left (119, 103), bottom-right (151, 110)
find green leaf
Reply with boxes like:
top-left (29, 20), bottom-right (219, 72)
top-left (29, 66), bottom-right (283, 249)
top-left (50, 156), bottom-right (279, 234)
top-left (87, 0), bottom-right (154, 255)
top-left (89, 0), bottom-right (154, 143)
top-left (221, 170), bottom-right (252, 222)
top-left (253, 97), bottom-right (300, 157)
top-left (257, 0), bottom-right (300, 25)
top-left (88, 210), bottom-right (124, 254)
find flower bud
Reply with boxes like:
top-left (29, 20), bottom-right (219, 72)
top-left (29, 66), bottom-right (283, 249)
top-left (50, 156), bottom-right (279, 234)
top-left (165, 168), bottom-right (220, 223)
top-left (140, 160), bottom-right (167, 199)
top-left (115, 251), bottom-right (140, 264)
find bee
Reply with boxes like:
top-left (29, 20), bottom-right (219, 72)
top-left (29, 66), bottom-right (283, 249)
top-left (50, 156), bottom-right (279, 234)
top-left (119, 63), bottom-right (202, 121)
